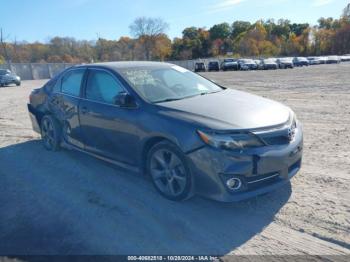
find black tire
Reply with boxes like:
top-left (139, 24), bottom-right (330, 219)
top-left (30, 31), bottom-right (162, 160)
top-left (146, 141), bottom-right (193, 201)
top-left (40, 115), bottom-right (61, 151)
top-left (16, 82), bottom-right (21, 86)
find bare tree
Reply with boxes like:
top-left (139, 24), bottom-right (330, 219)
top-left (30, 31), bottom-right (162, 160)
top-left (343, 3), bottom-right (350, 19)
top-left (129, 17), bottom-right (169, 60)
top-left (0, 28), bottom-right (11, 65)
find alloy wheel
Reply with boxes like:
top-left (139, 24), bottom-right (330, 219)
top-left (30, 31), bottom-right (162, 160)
top-left (150, 149), bottom-right (187, 198)
top-left (41, 118), bottom-right (55, 150)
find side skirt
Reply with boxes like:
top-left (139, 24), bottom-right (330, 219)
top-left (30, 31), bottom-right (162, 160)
top-left (61, 140), bottom-right (140, 173)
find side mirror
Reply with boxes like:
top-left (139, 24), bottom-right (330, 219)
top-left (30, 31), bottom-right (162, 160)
top-left (114, 92), bottom-right (136, 108)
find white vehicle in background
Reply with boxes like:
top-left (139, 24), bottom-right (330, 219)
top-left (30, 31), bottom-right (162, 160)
top-left (307, 57), bottom-right (322, 65)
top-left (341, 55), bottom-right (350, 62)
top-left (327, 56), bottom-right (341, 64)
top-left (318, 56), bottom-right (328, 64)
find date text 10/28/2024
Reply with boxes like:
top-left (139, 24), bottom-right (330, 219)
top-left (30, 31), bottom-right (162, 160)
top-left (127, 256), bottom-right (219, 261)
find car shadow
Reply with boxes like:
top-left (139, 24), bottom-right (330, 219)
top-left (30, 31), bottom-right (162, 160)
top-left (0, 140), bottom-right (292, 256)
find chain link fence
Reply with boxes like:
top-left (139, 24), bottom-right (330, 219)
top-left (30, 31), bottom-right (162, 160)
top-left (0, 59), bottom-right (226, 80)
top-left (0, 63), bottom-right (76, 80)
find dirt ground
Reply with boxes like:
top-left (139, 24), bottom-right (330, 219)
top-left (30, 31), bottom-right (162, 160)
top-left (0, 63), bottom-right (349, 257)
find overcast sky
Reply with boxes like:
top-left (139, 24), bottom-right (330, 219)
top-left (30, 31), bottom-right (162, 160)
top-left (1, 0), bottom-right (348, 42)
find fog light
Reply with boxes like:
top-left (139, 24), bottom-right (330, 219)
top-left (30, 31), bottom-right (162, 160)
top-left (226, 177), bottom-right (242, 190)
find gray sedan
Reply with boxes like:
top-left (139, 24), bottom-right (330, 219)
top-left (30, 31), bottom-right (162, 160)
top-left (28, 62), bottom-right (303, 202)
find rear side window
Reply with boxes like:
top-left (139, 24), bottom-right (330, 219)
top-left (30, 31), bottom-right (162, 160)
top-left (44, 78), bottom-right (57, 92)
top-left (86, 70), bottom-right (124, 104)
top-left (53, 78), bottom-right (61, 93)
top-left (61, 69), bottom-right (85, 96)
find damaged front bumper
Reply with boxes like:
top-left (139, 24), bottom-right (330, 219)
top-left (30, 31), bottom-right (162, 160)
top-left (187, 125), bottom-right (303, 202)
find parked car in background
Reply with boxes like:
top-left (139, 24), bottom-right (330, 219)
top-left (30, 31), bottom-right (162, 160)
top-left (208, 61), bottom-right (220, 71)
top-left (261, 59), bottom-right (278, 70)
top-left (194, 62), bottom-right (206, 72)
top-left (28, 61), bottom-right (303, 202)
top-left (277, 58), bottom-right (294, 69)
top-left (254, 60), bottom-right (264, 70)
top-left (293, 57), bottom-right (309, 67)
top-left (327, 56), bottom-right (341, 64)
top-left (307, 57), bottom-right (321, 65)
top-left (340, 55), bottom-right (350, 62)
top-left (0, 69), bottom-right (21, 87)
top-left (318, 56), bottom-right (328, 64)
top-left (221, 58), bottom-right (239, 71)
top-left (238, 59), bottom-right (258, 70)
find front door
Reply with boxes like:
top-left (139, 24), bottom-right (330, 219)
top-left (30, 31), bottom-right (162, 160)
top-left (79, 68), bottom-right (141, 165)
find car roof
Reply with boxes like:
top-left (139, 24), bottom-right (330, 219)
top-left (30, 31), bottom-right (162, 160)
top-left (76, 61), bottom-right (176, 71)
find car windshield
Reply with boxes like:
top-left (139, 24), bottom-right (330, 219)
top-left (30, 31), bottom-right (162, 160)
top-left (119, 65), bottom-right (223, 103)
top-left (224, 59), bottom-right (234, 62)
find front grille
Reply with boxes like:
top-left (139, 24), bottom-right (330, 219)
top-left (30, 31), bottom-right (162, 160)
top-left (255, 120), bottom-right (296, 146)
top-left (262, 135), bottom-right (290, 145)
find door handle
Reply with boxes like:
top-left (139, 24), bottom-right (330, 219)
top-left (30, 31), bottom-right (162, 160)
top-left (81, 106), bottom-right (88, 114)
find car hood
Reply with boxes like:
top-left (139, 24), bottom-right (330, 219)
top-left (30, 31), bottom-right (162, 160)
top-left (157, 89), bottom-right (291, 131)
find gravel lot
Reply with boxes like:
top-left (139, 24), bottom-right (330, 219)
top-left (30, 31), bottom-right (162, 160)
top-left (0, 64), bottom-right (349, 257)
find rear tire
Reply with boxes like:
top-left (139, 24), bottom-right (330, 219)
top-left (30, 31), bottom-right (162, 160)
top-left (41, 115), bottom-right (61, 151)
top-left (146, 141), bottom-right (193, 201)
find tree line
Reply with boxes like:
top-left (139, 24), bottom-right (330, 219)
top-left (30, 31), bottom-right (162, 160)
top-left (1, 4), bottom-right (349, 64)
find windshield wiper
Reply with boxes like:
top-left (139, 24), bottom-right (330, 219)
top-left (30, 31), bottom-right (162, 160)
top-left (199, 90), bottom-right (222, 96)
top-left (153, 97), bottom-right (184, 103)
top-left (154, 90), bottom-right (222, 103)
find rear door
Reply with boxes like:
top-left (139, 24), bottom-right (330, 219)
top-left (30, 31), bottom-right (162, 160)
top-left (79, 68), bottom-right (141, 165)
top-left (49, 68), bottom-right (86, 148)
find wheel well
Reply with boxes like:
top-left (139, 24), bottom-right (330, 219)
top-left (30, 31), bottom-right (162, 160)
top-left (37, 111), bottom-right (60, 129)
top-left (141, 136), bottom-right (171, 174)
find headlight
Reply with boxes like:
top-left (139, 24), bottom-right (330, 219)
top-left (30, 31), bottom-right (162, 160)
top-left (16, 76), bottom-right (21, 80)
top-left (197, 130), bottom-right (264, 150)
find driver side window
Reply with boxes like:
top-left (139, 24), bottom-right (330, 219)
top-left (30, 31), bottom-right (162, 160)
top-left (86, 70), bottom-right (124, 104)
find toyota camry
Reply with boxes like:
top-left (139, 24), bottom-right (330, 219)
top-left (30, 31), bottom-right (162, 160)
top-left (28, 62), bottom-right (303, 202)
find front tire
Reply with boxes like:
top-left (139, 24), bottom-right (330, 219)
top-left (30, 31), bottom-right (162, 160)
top-left (147, 141), bottom-right (193, 201)
top-left (41, 115), bottom-right (61, 151)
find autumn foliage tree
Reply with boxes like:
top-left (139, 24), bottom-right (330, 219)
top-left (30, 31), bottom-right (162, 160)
top-left (0, 5), bottom-right (350, 64)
